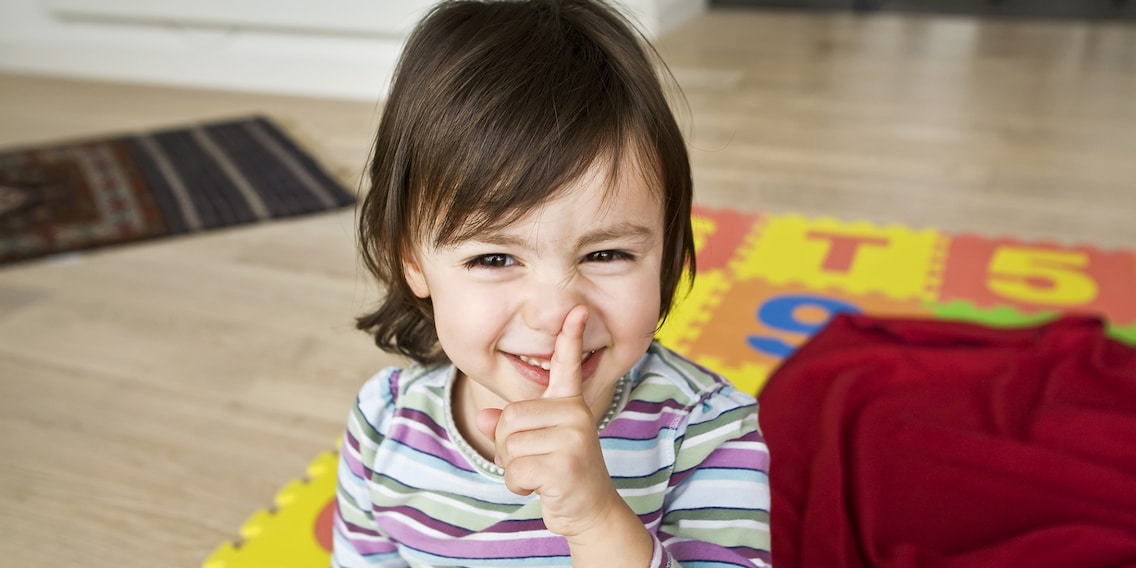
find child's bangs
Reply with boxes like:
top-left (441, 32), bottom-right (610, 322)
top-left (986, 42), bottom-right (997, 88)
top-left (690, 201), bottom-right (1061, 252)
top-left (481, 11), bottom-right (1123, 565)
top-left (426, 137), bottom-right (658, 249)
top-left (411, 111), bottom-right (656, 251)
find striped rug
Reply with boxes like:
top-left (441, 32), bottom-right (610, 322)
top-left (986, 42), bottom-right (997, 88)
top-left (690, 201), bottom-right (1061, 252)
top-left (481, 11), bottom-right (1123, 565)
top-left (0, 116), bottom-right (356, 265)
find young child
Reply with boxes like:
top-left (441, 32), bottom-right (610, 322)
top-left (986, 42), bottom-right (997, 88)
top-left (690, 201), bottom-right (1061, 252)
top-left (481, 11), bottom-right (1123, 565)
top-left (335, 1), bottom-right (771, 566)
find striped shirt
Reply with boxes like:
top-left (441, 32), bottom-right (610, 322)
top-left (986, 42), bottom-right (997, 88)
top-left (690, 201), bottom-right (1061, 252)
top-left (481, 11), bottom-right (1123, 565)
top-left (334, 342), bottom-right (772, 567)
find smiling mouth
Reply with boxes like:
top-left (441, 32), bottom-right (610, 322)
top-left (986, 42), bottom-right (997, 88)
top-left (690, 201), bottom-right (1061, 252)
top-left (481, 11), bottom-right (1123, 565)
top-left (515, 350), bottom-right (597, 371)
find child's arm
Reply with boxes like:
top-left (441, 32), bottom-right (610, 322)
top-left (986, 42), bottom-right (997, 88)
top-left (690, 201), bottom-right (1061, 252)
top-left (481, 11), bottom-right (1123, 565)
top-left (480, 307), bottom-right (770, 567)
top-left (332, 370), bottom-right (410, 568)
top-left (482, 391), bottom-right (770, 568)
top-left (333, 455), bottom-right (407, 568)
top-left (477, 306), bottom-right (655, 567)
top-left (657, 390), bottom-right (772, 567)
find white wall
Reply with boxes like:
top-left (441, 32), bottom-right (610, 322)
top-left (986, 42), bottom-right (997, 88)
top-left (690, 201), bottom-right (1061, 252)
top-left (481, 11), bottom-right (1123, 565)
top-left (0, 0), bottom-right (706, 101)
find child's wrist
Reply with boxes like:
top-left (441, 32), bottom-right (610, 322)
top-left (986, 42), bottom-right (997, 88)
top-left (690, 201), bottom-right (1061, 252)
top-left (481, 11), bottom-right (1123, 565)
top-left (564, 499), bottom-right (654, 567)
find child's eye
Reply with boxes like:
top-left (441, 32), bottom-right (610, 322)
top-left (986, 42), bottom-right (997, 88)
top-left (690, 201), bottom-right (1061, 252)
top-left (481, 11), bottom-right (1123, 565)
top-left (585, 250), bottom-right (633, 263)
top-left (465, 253), bottom-right (517, 269)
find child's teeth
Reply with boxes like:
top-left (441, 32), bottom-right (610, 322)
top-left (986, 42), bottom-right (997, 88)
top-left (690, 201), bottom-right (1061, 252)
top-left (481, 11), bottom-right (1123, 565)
top-left (518, 355), bottom-right (552, 370)
top-left (517, 351), bottom-right (596, 369)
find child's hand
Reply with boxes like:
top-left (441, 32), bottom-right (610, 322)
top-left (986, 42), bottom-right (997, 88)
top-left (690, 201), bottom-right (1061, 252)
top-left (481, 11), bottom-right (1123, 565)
top-left (476, 306), bottom-right (624, 538)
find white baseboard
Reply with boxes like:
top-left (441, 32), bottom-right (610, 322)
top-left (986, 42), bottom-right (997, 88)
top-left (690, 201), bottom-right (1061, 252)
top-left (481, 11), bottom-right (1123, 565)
top-left (0, 0), bottom-right (706, 101)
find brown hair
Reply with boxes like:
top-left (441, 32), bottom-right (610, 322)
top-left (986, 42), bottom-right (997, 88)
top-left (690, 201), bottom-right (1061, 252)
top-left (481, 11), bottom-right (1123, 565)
top-left (356, 0), bottom-right (694, 364)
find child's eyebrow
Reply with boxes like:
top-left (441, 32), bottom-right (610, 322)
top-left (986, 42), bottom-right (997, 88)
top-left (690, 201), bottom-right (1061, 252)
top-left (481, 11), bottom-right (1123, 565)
top-left (464, 233), bottom-right (530, 249)
top-left (462, 222), bottom-right (656, 250)
top-left (575, 222), bottom-right (657, 249)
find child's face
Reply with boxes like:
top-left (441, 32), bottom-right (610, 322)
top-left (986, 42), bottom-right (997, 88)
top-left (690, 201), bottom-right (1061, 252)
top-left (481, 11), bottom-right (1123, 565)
top-left (404, 157), bottom-right (663, 419)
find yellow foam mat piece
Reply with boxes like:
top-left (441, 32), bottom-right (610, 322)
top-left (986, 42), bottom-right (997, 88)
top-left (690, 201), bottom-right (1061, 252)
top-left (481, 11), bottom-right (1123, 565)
top-left (734, 214), bottom-right (948, 302)
top-left (204, 450), bottom-right (337, 568)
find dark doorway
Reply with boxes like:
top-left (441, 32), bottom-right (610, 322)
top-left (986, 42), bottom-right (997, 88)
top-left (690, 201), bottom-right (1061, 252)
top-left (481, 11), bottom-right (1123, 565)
top-left (711, 0), bottom-right (1136, 20)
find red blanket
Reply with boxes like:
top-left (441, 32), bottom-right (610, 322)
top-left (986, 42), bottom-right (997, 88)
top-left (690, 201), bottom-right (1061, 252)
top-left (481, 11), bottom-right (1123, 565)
top-left (758, 315), bottom-right (1136, 567)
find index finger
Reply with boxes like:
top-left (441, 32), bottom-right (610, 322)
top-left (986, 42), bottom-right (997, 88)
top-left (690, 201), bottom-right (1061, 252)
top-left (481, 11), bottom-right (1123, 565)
top-left (543, 305), bottom-right (588, 399)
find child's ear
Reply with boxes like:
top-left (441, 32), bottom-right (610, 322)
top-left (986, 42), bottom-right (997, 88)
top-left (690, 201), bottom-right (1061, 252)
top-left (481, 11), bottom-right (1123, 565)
top-left (402, 255), bottom-right (431, 299)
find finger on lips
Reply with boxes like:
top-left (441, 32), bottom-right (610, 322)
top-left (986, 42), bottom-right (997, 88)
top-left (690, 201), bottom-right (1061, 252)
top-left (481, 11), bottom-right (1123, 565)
top-left (544, 305), bottom-right (588, 400)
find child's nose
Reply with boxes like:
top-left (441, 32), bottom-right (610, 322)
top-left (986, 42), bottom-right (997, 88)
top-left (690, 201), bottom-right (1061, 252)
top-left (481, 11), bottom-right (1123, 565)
top-left (521, 274), bottom-right (585, 336)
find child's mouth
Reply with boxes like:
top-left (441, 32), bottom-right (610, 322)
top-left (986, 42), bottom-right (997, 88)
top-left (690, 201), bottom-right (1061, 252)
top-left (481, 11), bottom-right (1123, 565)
top-left (515, 350), bottom-right (597, 371)
top-left (506, 349), bottom-right (604, 386)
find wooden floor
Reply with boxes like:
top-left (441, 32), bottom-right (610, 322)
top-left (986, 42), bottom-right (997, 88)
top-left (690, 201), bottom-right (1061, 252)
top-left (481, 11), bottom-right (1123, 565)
top-left (1, 8), bottom-right (1134, 567)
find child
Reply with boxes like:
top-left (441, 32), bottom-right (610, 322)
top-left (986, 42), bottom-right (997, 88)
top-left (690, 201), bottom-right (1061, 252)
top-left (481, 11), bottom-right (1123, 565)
top-left (335, 0), bottom-right (771, 566)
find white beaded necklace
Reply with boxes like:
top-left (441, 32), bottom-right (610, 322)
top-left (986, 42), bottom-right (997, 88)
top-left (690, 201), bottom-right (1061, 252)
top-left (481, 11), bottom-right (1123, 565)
top-left (444, 372), bottom-right (633, 478)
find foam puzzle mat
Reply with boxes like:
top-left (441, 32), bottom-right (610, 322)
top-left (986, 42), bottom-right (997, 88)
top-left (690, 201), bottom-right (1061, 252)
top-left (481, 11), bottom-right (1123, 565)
top-left (204, 205), bottom-right (1136, 567)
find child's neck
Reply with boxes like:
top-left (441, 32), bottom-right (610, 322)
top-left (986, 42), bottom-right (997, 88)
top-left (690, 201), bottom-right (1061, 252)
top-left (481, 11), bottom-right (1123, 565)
top-left (451, 372), bottom-right (499, 461)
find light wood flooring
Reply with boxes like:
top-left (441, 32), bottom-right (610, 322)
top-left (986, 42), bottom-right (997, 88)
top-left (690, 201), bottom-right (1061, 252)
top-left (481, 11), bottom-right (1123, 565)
top-left (1, 7), bottom-right (1134, 567)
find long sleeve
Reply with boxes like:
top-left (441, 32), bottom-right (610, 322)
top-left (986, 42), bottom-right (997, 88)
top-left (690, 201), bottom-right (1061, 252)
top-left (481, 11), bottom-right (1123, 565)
top-left (332, 368), bottom-right (409, 568)
top-left (658, 383), bottom-right (773, 567)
